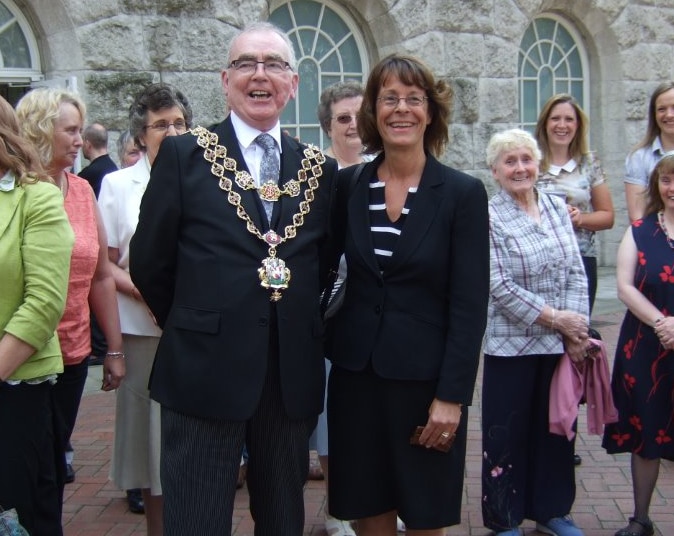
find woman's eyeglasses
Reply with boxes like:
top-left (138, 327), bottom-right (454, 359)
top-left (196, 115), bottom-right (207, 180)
top-left (333, 114), bottom-right (358, 125)
top-left (143, 120), bottom-right (188, 134)
top-left (376, 95), bottom-right (428, 108)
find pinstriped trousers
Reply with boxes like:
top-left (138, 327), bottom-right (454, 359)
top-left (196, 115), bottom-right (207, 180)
top-left (160, 313), bottom-right (316, 536)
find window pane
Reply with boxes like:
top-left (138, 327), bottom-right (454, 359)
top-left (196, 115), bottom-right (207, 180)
top-left (555, 79), bottom-right (570, 95)
top-left (292, 0), bottom-right (322, 26)
top-left (299, 60), bottom-right (319, 123)
top-left (520, 25), bottom-right (536, 53)
top-left (567, 49), bottom-right (582, 77)
top-left (321, 50), bottom-right (340, 73)
top-left (519, 16), bottom-right (586, 126)
top-left (271, 0), bottom-right (367, 149)
top-left (535, 18), bottom-right (556, 39)
top-left (321, 75), bottom-right (342, 91)
top-left (271, 4), bottom-right (291, 28)
top-left (571, 82), bottom-right (583, 102)
top-left (539, 42), bottom-right (552, 64)
top-left (522, 60), bottom-right (537, 78)
top-left (281, 97), bottom-right (297, 128)
top-left (321, 6), bottom-right (350, 43)
top-left (550, 47), bottom-right (563, 68)
top-left (298, 29), bottom-right (315, 56)
top-left (314, 34), bottom-right (334, 62)
top-left (339, 36), bottom-right (361, 72)
top-left (521, 81), bottom-right (538, 122)
top-left (554, 24), bottom-right (575, 52)
top-left (539, 66), bottom-right (553, 104)
top-left (556, 61), bottom-right (568, 79)
top-left (298, 126), bottom-right (320, 147)
top-left (0, 21), bottom-right (30, 68)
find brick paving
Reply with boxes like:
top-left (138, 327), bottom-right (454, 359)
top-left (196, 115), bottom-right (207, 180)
top-left (64, 270), bottom-right (674, 535)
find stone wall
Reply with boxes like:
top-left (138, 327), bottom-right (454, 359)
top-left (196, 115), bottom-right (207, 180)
top-left (20, 0), bottom-right (674, 265)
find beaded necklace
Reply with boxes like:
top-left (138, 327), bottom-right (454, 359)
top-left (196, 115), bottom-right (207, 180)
top-left (657, 210), bottom-right (674, 249)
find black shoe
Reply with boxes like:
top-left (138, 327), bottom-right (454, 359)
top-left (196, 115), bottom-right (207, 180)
top-left (574, 454), bottom-right (582, 466)
top-left (65, 463), bottom-right (75, 483)
top-left (126, 489), bottom-right (145, 514)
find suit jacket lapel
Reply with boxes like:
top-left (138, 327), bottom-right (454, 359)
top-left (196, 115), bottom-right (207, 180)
top-left (386, 154), bottom-right (444, 272)
top-left (272, 134), bottom-right (305, 229)
top-left (348, 159), bottom-right (380, 275)
top-left (214, 118), bottom-right (268, 232)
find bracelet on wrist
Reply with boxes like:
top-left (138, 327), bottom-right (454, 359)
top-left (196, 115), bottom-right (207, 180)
top-left (105, 351), bottom-right (125, 359)
top-left (550, 308), bottom-right (556, 330)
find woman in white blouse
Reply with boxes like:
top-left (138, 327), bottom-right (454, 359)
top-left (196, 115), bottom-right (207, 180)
top-left (98, 83), bottom-right (192, 536)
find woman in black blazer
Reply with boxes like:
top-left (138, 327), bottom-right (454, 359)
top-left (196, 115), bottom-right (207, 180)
top-left (327, 54), bottom-right (489, 535)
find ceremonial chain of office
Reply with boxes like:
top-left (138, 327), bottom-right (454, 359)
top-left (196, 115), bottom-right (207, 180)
top-left (191, 125), bottom-right (326, 301)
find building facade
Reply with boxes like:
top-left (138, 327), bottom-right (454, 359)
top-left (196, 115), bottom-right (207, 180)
top-left (4, 0), bottom-right (674, 264)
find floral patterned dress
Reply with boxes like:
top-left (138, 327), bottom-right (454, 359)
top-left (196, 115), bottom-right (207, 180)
top-left (602, 213), bottom-right (674, 460)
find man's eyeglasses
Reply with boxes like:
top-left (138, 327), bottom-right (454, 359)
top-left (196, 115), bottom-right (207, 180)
top-left (143, 120), bottom-right (188, 134)
top-left (333, 114), bottom-right (358, 125)
top-left (229, 59), bottom-right (292, 75)
top-left (376, 95), bottom-right (428, 108)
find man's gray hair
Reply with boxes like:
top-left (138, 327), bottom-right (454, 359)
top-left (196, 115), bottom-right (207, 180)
top-left (226, 21), bottom-right (297, 71)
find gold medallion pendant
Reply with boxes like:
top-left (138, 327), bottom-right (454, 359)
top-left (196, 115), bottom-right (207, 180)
top-left (192, 126), bottom-right (325, 301)
top-left (258, 255), bottom-right (291, 302)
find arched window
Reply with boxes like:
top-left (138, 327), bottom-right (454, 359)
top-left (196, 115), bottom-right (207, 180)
top-left (518, 15), bottom-right (588, 132)
top-left (0, 0), bottom-right (42, 104)
top-left (270, 0), bottom-right (368, 148)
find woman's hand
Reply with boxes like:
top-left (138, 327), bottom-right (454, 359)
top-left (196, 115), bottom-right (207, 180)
top-left (101, 355), bottom-right (126, 391)
top-left (654, 317), bottom-right (674, 349)
top-left (567, 205), bottom-right (583, 229)
top-left (417, 398), bottom-right (462, 450)
top-left (563, 336), bottom-right (587, 364)
top-left (554, 310), bottom-right (588, 342)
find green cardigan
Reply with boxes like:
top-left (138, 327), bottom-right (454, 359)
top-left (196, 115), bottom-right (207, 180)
top-left (0, 179), bottom-right (74, 381)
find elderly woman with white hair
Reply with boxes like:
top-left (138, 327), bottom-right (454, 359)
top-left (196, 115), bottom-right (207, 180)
top-left (481, 128), bottom-right (590, 536)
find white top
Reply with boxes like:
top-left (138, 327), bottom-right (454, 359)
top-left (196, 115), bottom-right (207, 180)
top-left (98, 155), bottom-right (161, 337)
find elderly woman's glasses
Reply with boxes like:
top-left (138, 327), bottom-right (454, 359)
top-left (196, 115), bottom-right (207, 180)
top-left (377, 95), bottom-right (428, 108)
top-left (333, 114), bottom-right (358, 125)
top-left (144, 120), bottom-right (188, 134)
top-left (229, 59), bottom-right (292, 75)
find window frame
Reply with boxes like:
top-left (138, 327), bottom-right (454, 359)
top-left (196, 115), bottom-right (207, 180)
top-left (518, 13), bottom-right (589, 133)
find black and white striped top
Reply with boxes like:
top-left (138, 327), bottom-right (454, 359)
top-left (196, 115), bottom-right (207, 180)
top-left (369, 177), bottom-right (417, 271)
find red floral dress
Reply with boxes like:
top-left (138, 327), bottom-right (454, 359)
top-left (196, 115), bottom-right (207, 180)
top-left (602, 213), bottom-right (674, 460)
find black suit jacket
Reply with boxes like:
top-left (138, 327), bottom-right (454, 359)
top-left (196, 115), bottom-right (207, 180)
top-left (78, 154), bottom-right (118, 198)
top-left (130, 117), bottom-right (337, 420)
top-left (329, 153), bottom-right (489, 404)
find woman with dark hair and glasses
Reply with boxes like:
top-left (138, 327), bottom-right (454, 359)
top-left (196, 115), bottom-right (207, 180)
top-left (326, 54), bottom-right (489, 536)
top-left (98, 83), bottom-right (192, 535)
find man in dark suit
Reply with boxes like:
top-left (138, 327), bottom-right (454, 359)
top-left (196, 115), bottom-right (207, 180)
top-left (78, 122), bottom-right (118, 198)
top-left (78, 123), bottom-right (117, 370)
top-left (129, 22), bottom-right (337, 536)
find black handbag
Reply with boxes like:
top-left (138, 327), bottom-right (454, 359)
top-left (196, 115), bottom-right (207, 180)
top-left (321, 162), bottom-right (366, 356)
